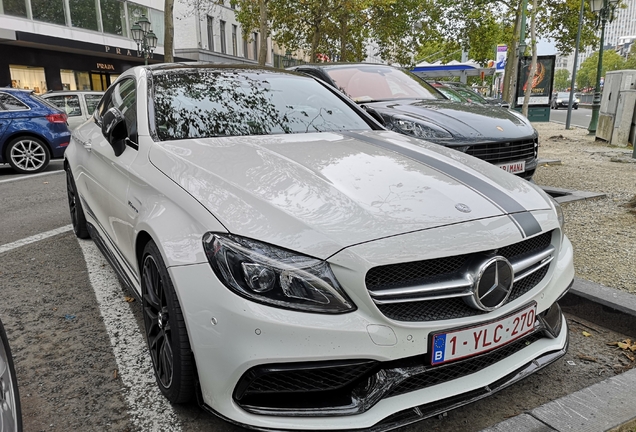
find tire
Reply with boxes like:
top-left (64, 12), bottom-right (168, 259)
top-left (0, 318), bottom-right (23, 432)
top-left (65, 166), bottom-right (90, 239)
top-left (141, 241), bottom-right (195, 404)
top-left (6, 136), bottom-right (50, 174)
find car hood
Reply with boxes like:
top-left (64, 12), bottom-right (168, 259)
top-left (365, 99), bottom-right (535, 142)
top-left (149, 130), bottom-right (551, 258)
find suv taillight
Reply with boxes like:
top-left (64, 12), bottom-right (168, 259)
top-left (46, 113), bottom-right (67, 123)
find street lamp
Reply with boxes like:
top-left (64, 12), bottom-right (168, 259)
top-left (587, 0), bottom-right (619, 134)
top-left (131, 15), bottom-right (158, 66)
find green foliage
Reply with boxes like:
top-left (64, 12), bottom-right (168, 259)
top-left (624, 43), bottom-right (636, 70)
top-left (554, 69), bottom-right (570, 91)
top-left (576, 50), bottom-right (625, 90)
top-left (536, 0), bottom-right (597, 56)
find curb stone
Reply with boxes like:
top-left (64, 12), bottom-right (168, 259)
top-left (481, 278), bottom-right (636, 432)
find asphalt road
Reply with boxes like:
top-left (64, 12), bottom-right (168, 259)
top-left (0, 160), bottom-right (632, 432)
top-left (548, 107), bottom-right (592, 129)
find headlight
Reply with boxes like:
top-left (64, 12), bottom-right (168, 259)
top-left (203, 233), bottom-right (356, 314)
top-left (384, 115), bottom-right (452, 140)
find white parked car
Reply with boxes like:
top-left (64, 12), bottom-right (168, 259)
top-left (64, 64), bottom-right (574, 431)
top-left (41, 91), bottom-right (104, 130)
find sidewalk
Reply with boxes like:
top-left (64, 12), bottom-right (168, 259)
top-left (483, 279), bottom-right (636, 432)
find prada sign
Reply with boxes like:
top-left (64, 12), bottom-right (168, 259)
top-left (104, 45), bottom-right (138, 57)
top-left (96, 63), bottom-right (115, 71)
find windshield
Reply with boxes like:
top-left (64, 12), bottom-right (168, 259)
top-left (452, 87), bottom-right (487, 103)
top-left (324, 65), bottom-right (444, 103)
top-left (152, 69), bottom-right (372, 141)
top-left (556, 92), bottom-right (572, 98)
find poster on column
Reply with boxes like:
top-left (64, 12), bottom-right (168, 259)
top-left (495, 45), bottom-right (507, 72)
top-left (515, 55), bottom-right (556, 107)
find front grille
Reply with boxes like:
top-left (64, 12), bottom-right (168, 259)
top-left (368, 231), bottom-right (553, 322)
top-left (387, 331), bottom-right (544, 397)
top-left (465, 138), bottom-right (537, 164)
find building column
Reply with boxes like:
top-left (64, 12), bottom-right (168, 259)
top-left (44, 66), bottom-right (63, 91)
top-left (0, 63), bottom-right (10, 87)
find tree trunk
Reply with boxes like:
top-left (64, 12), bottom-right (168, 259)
top-left (164, 0), bottom-right (174, 63)
top-left (311, 24), bottom-right (320, 62)
top-left (258, 0), bottom-right (268, 66)
top-left (340, 14), bottom-right (348, 62)
top-left (522, 0), bottom-right (537, 117)
top-left (502, 0), bottom-right (523, 104)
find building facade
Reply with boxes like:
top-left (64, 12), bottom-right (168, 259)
top-left (0, 0), bottom-right (168, 93)
top-left (173, 0), bottom-right (271, 66)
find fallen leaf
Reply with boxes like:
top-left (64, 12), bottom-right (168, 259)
top-left (623, 352), bottom-right (635, 362)
top-left (113, 369), bottom-right (118, 379)
top-left (124, 296), bottom-right (135, 303)
top-left (43, 181), bottom-right (49, 184)
top-left (607, 341), bottom-right (619, 346)
top-left (618, 342), bottom-right (630, 350)
top-left (577, 354), bottom-right (598, 363)
top-left (582, 331), bottom-right (592, 337)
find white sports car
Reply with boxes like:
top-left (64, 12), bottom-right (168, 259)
top-left (65, 64), bottom-right (574, 431)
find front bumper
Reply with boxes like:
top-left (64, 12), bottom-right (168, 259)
top-left (169, 233), bottom-right (573, 431)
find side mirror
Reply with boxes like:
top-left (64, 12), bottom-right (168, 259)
top-left (101, 107), bottom-right (127, 156)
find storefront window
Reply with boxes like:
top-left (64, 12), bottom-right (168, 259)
top-left (60, 70), bottom-right (91, 91)
top-left (70, 0), bottom-right (98, 31)
top-left (101, 0), bottom-right (126, 36)
top-left (1, 0), bottom-right (28, 17)
top-left (31, 0), bottom-right (66, 26)
top-left (10, 65), bottom-right (47, 94)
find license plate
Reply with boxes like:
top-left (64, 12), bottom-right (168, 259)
top-left (498, 160), bottom-right (526, 174)
top-left (431, 303), bottom-right (537, 366)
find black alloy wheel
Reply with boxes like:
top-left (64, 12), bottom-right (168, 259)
top-left (0, 318), bottom-right (22, 432)
top-left (65, 166), bottom-right (90, 239)
top-left (141, 241), bottom-right (195, 403)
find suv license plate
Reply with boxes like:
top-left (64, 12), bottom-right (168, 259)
top-left (431, 303), bottom-right (537, 366)
top-left (498, 161), bottom-right (526, 174)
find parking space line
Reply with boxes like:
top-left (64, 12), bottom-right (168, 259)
top-left (0, 169), bottom-right (64, 185)
top-left (0, 225), bottom-right (73, 254)
top-left (76, 238), bottom-right (181, 432)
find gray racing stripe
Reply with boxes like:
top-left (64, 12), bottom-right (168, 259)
top-left (342, 131), bottom-right (542, 238)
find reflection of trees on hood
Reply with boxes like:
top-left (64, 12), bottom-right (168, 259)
top-left (154, 70), bottom-right (293, 140)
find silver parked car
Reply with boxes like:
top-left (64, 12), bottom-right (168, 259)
top-left (41, 91), bottom-right (104, 130)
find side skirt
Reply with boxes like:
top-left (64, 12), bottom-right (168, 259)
top-left (86, 222), bottom-right (142, 302)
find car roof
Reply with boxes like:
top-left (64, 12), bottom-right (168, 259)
top-left (43, 91), bottom-right (104, 96)
top-left (0, 87), bottom-right (33, 94)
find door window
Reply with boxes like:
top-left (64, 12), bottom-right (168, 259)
top-left (44, 95), bottom-right (82, 116)
top-left (84, 94), bottom-right (103, 114)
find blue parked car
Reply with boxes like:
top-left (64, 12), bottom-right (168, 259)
top-left (0, 88), bottom-right (71, 174)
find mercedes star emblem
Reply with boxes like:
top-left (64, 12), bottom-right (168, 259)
top-left (455, 203), bottom-right (472, 213)
top-left (465, 256), bottom-right (514, 311)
